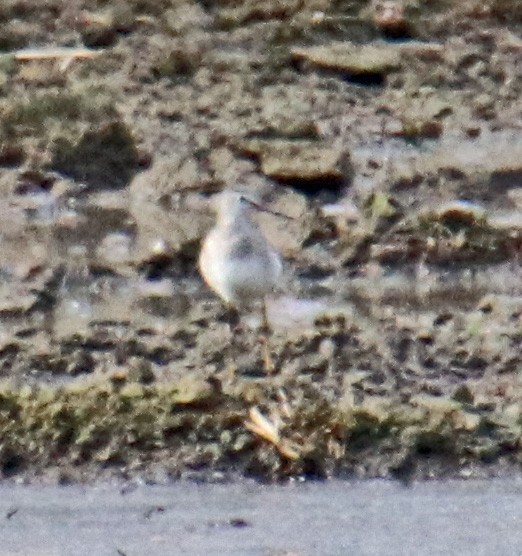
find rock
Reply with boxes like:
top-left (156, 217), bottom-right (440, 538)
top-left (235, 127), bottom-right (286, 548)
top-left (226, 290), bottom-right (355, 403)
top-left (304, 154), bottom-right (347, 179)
top-left (81, 19), bottom-right (118, 48)
top-left (240, 139), bottom-right (348, 193)
top-left (130, 156), bottom-right (209, 195)
top-left (96, 232), bottom-right (134, 265)
top-left (291, 43), bottom-right (401, 80)
top-left (397, 41), bottom-right (445, 61)
top-left (452, 384), bottom-right (474, 404)
top-left (0, 142), bottom-right (25, 166)
top-left (411, 394), bottom-right (460, 413)
top-left (389, 161), bottom-right (423, 191)
top-left (0, 291), bottom-right (38, 316)
top-left (298, 353), bottom-right (329, 375)
top-left (370, 0), bottom-right (412, 39)
top-left (152, 44), bottom-right (203, 79)
top-left (507, 189), bottom-right (522, 208)
top-left (403, 120), bottom-right (443, 139)
top-left (163, 3), bottom-right (212, 35)
top-left (424, 200), bottom-right (487, 226)
top-left (489, 212), bottom-right (522, 231)
top-left (391, 95), bottom-right (451, 139)
top-left (490, 167), bottom-right (522, 193)
top-left (464, 124), bottom-right (481, 138)
top-left (321, 200), bottom-right (361, 235)
top-left (498, 30), bottom-right (522, 53)
top-left (258, 84), bottom-right (319, 139)
top-left (472, 93), bottom-right (495, 119)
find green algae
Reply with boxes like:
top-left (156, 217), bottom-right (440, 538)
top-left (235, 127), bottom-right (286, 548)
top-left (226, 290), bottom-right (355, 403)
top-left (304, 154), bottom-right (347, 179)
top-left (1, 87), bottom-right (116, 138)
top-left (0, 377), bottom-right (520, 481)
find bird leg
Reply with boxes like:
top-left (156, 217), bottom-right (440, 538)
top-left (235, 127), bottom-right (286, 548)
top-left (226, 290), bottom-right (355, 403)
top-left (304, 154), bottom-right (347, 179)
top-left (259, 298), bottom-right (275, 373)
top-left (226, 304), bottom-right (241, 331)
top-left (224, 304), bottom-right (241, 380)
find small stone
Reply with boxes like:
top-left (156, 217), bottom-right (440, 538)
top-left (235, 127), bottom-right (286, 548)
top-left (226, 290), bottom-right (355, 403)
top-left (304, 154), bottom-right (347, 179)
top-left (299, 353), bottom-right (329, 375)
top-left (66, 350), bottom-right (96, 376)
top-left (96, 232), bottom-right (133, 265)
top-left (152, 45), bottom-right (203, 79)
top-left (0, 143), bottom-right (24, 166)
top-left (498, 31), bottom-right (522, 53)
top-left (261, 143), bottom-right (344, 182)
top-left (389, 162), bottom-right (423, 190)
top-left (507, 189), bottom-right (522, 209)
top-left (472, 94), bottom-right (495, 119)
top-left (371, 0), bottom-right (409, 37)
top-left (454, 411), bottom-right (480, 432)
top-left (426, 200), bottom-right (487, 226)
top-left (127, 358), bottom-right (155, 384)
top-left (401, 119), bottom-right (443, 139)
top-left (80, 15), bottom-right (118, 48)
top-left (464, 125), bottom-right (481, 138)
top-left (318, 338), bottom-right (336, 359)
top-left (452, 384), bottom-right (474, 404)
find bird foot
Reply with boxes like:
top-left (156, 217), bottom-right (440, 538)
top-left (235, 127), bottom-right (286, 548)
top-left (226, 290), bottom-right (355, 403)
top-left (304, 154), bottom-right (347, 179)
top-left (259, 335), bottom-right (276, 374)
top-left (217, 361), bottom-right (238, 384)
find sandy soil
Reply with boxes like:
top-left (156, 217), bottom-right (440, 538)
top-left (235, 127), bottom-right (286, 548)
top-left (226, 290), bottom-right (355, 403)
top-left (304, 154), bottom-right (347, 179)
top-left (0, 0), bottom-right (521, 483)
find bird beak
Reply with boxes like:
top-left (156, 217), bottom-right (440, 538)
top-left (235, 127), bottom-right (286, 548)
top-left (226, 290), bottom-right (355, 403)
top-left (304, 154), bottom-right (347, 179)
top-left (241, 197), bottom-right (295, 220)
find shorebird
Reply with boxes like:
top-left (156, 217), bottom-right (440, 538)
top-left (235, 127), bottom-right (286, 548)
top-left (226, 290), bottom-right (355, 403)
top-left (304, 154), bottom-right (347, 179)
top-left (199, 190), bottom-right (284, 372)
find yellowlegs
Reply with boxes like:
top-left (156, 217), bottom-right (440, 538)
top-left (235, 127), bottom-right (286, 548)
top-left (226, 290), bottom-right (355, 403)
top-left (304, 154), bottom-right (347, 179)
top-left (199, 190), bottom-right (284, 371)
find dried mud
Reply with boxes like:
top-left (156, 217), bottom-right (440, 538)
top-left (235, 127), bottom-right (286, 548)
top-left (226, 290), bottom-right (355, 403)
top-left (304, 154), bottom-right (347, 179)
top-left (0, 0), bottom-right (522, 483)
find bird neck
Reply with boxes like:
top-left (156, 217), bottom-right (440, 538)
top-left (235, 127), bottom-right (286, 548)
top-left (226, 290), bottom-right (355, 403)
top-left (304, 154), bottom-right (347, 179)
top-left (219, 211), bottom-right (256, 231)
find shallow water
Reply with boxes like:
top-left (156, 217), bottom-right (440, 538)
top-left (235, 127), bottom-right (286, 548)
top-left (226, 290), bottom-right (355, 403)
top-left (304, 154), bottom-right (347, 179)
top-left (2, 478), bottom-right (522, 556)
top-left (0, 127), bottom-right (521, 341)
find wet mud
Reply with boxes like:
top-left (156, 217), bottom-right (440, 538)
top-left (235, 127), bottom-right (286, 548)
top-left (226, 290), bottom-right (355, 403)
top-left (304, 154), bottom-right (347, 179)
top-left (0, 0), bottom-right (521, 483)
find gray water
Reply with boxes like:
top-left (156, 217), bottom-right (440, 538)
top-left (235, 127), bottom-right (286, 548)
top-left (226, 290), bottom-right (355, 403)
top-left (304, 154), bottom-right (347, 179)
top-left (1, 478), bottom-right (522, 556)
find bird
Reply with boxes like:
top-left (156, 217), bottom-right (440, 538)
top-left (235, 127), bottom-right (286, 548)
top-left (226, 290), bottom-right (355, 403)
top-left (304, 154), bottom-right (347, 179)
top-left (199, 190), bottom-right (284, 372)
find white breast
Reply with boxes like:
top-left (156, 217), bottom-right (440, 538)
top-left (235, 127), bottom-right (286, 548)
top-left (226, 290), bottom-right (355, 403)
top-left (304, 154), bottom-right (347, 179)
top-left (199, 225), bottom-right (282, 307)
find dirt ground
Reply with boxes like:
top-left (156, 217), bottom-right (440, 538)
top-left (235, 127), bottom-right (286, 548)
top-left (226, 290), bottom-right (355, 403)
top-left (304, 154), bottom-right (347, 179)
top-left (0, 0), bottom-right (521, 483)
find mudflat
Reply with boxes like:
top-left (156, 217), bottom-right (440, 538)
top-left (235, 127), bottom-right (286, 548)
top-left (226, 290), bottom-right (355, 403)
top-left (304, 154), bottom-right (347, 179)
top-left (0, 1), bottom-right (521, 483)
